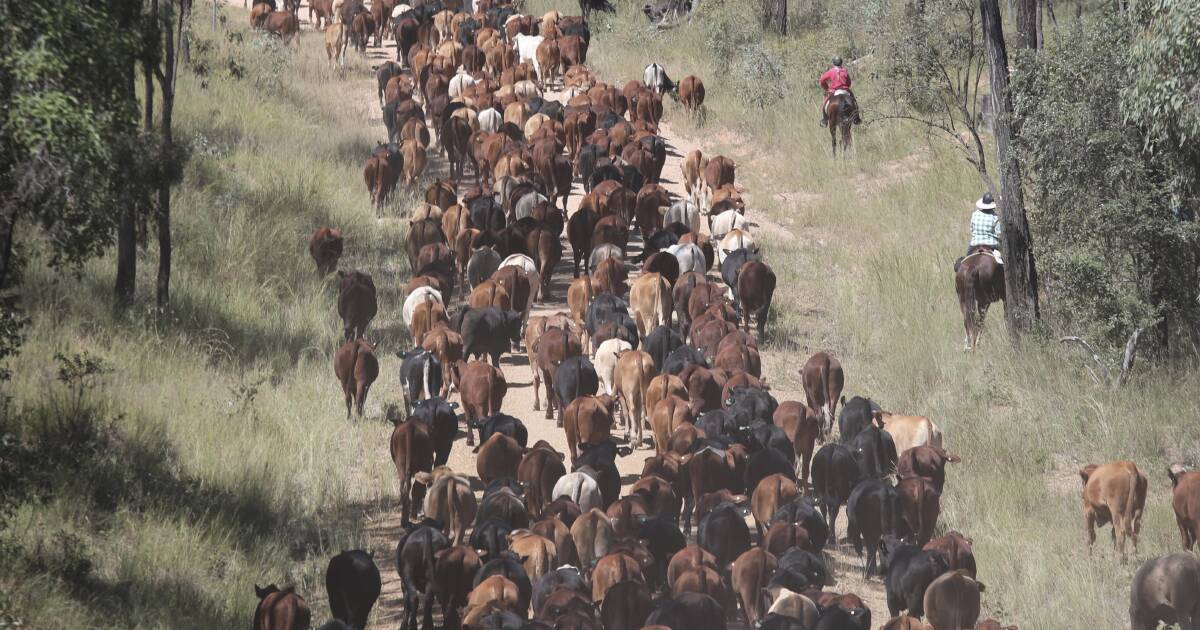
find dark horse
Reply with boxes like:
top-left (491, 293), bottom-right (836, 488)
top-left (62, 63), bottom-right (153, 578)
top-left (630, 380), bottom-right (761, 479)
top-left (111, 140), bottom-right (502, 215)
top-left (955, 247), bottom-right (1005, 350)
top-left (827, 92), bottom-right (858, 156)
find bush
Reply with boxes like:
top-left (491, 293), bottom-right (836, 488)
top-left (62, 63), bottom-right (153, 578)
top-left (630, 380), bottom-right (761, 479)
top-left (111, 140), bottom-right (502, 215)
top-left (696, 1), bottom-right (761, 75)
top-left (732, 44), bottom-right (787, 108)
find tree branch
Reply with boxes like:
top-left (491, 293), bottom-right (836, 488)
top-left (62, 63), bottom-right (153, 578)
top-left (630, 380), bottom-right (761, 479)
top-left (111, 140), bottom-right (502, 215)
top-left (1060, 336), bottom-right (1111, 384)
top-left (1116, 328), bottom-right (1141, 387)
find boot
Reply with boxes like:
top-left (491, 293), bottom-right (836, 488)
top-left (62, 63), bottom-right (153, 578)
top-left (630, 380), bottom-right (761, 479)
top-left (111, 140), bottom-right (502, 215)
top-left (819, 112), bottom-right (828, 128)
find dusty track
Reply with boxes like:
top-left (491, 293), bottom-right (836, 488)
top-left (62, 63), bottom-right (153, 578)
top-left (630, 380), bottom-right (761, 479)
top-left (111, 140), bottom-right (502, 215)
top-left (269, 4), bottom-right (891, 625)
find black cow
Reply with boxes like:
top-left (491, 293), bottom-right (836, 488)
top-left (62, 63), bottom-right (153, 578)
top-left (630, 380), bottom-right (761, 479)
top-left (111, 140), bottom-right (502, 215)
top-left (770, 548), bottom-right (828, 592)
top-left (697, 502), bottom-right (751, 570)
top-left (621, 165), bottom-right (645, 195)
top-left (662, 345), bottom-right (706, 375)
top-left (811, 443), bottom-right (862, 546)
top-left (473, 551), bottom-right (533, 613)
top-left (532, 566), bottom-right (589, 615)
top-left (476, 486), bottom-right (529, 530)
top-left (643, 325), bottom-right (684, 372)
top-left (398, 348), bottom-right (442, 415)
top-left (470, 412), bottom-right (528, 449)
top-left (813, 606), bottom-right (866, 630)
top-left (850, 423), bottom-right (897, 479)
top-left (395, 521), bottom-right (449, 630)
top-left (560, 20), bottom-right (591, 46)
top-left (553, 356), bottom-right (599, 412)
top-left (576, 144), bottom-right (606, 193)
top-left (469, 196), bottom-right (507, 232)
top-left (573, 439), bottom-right (629, 508)
top-left (846, 478), bottom-right (900, 578)
top-left (410, 397), bottom-right (458, 467)
top-left (838, 396), bottom-right (880, 443)
top-left (636, 230), bottom-right (681, 263)
top-left (585, 293), bottom-right (629, 337)
top-left (580, 0), bottom-right (616, 18)
top-left (694, 409), bottom-right (738, 444)
top-left (636, 516), bottom-right (686, 588)
top-left (881, 537), bottom-right (951, 619)
top-left (744, 446), bottom-right (796, 495)
top-left (589, 164), bottom-right (624, 192)
top-left (771, 497), bottom-right (829, 553)
top-left (461, 307), bottom-right (523, 366)
top-left (469, 518), bottom-right (512, 558)
top-left (325, 549), bottom-right (381, 630)
top-left (725, 386), bottom-right (778, 427)
top-left (719, 248), bottom-right (761, 306)
top-left (745, 422), bottom-right (793, 464)
top-left (645, 592), bottom-right (726, 630)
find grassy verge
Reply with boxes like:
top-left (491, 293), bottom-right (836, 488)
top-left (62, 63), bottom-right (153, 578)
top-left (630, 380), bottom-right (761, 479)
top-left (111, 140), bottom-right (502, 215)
top-left (0, 10), bottom-right (409, 627)
top-left (533, 1), bottom-right (1200, 626)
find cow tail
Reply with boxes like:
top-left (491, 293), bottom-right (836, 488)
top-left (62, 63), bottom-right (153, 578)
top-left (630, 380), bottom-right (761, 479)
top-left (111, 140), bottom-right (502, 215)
top-left (422, 351), bottom-right (433, 402)
top-left (447, 476), bottom-right (459, 542)
top-left (819, 356), bottom-right (832, 429)
top-left (1123, 468), bottom-right (1138, 545)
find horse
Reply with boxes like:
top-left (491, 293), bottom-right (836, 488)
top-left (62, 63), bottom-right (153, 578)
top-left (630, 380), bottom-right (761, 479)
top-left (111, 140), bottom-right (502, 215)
top-left (827, 91), bottom-right (858, 156)
top-left (954, 247), bottom-right (1006, 350)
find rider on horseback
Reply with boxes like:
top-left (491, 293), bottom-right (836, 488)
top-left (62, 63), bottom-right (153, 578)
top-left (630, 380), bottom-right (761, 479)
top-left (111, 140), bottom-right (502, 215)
top-left (954, 192), bottom-right (1003, 271)
top-left (819, 56), bottom-right (861, 127)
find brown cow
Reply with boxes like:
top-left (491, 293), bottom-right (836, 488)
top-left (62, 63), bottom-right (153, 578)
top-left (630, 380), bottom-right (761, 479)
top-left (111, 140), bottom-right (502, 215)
top-left (897, 445), bottom-right (961, 493)
top-left (924, 531), bottom-right (977, 578)
top-left (751, 473), bottom-right (800, 538)
top-left (422, 327), bottom-right (462, 398)
top-left (681, 149), bottom-right (707, 203)
top-left (406, 218), bottom-right (447, 273)
top-left (563, 395), bottom-right (615, 463)
top-left (532, 515), bottom-right (580, 569)
top-left (333, 338), bottom-right (379, 418)
top-left (614, 350), bottom-right (656, 449)
top-left (410, 295), bottom-right (449, 348)
top-left (646, 374), bottom-right (688, 421)
top-left (262, 10), bottom-right (301, 45)
top-left (671, 565), bottom-right (731, 614)
top-left (701, 155), bottom-right (735, 210)
top-left (650, 395), bottom-right (694, 458)
top-left (350, 11), bottom-right (374, 52)
top-left (308, 227), bottom-right (343, 275)
top-left (252, 585), bottom-right (310, 630)
top-left (678, 75), bottom-right (706, 121)
top-left (801, 351), bottom-right (844, 438)
top-left (466, 575), bottom-right (522, 617)
top-left (434, 545), bottom-right (483, 630)
top-left (1169, 464), bottom-right (1200, 550)
top-left (426, 178), bottom-right (458, 210)
top-left (469, 279), bottom-right (513, 310)
top-left (630, 273), bottom-right (672, 340)
top-left (402, 138), bottom-right (426, 185)
top-left (680, 365), bottom-right (724, 416)
top-left (883, 613), bottom-right (932, 630)
top-left (415, 466), bottom-right (477, 545)
top-left (1079, 459), bottom-right (1148, 557)
top-left (666, 545), bottom-right (717, 590)
top-left (773, 401), bottom-right (820, 484)
top-left (568, 276), bottom-right (596, 338)
top-left (736, 260), bottom-right (775, 335)
top-left (509, 530), bottom-right (559, 583)
top-left (594, 256), bottom-right (629, 298)
top-left (534, 326), bottom-right (584, 421)
top-left (337, 270), bottom-right (377, 341)
top-left (453, 360), bottom-right (507, 446)
top-left (364, 144), bottom-right (402, 215)
top-left (571, 508), bottom-right (615, 571)
top-left (250, 2), bottom-right (272, 28)
top-left (518, 441), bottom-right (568, 518)
top-left (536, 38), bottom-right (561, 86)
top-left (731, 548), bottom-right (777, 627)
top-left (390, 416), bottom-right (434, 525)
top-left (897, 476), bottom-right (941, 546)
top-left (680, 445), bottom-right (737, 532)
top-left (476, 432), bottom-right (523, 484)
top-left (592, 551), bottom-right (645, 604)
top-left (923, 570), bottom-right (983, 630)
top-left (763, 521), bottom-right (814, 557)
top-left (630, 473), bottom-right (682, 522)
top-left (713, 343), bottom-right (761, 379)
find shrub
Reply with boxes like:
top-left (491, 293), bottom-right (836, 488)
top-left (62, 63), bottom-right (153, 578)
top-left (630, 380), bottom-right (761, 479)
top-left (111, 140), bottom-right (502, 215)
top-left (697, 1), bottom-right (760, 74)
top-left (732, 44), bottom-right (786, 109)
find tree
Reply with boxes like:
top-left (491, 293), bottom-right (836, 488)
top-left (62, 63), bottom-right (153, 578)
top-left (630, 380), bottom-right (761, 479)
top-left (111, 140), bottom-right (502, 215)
top-left (872, 0), bottom-right (997, 194)
top-left (1016, 0), bottom-right (1041, 49)
top-left (980, 0), bottom-right (1039, 335)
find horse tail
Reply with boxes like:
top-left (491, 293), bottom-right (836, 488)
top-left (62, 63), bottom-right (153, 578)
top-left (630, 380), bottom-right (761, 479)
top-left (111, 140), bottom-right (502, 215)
top-left (839, 93), bottom-right (855, 120)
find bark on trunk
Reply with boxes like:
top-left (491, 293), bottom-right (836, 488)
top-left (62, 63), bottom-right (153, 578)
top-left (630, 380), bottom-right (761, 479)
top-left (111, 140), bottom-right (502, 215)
top-left (0, 206), bottom-right (19, 292)
top-left (1016, 0), bottom-right (1040, 49)
top-left (155, 2), bottom-right (181, 310)
top-left (981, 0), bottom-right (1039, 336)
top-left (775, 0), bottom-right (787, 35)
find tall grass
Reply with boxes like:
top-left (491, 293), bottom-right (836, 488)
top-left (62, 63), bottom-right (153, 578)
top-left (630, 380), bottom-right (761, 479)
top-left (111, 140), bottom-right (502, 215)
top-left (0, 10), bottom-right (409, 627)
top-left (533, 1), bottom-right (1200, 626)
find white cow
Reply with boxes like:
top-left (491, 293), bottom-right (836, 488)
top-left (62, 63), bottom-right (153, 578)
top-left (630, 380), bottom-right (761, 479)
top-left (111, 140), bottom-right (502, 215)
top-left (664, 199), bottom-right (701, 234)
top-left (717, 228), bottom-right (758, 265)
top-left (402, 285), bottom-right (444, 331)
top-left (594, 338), bottom-right (632, 396)
top-left (499, 253), bottom-right (542, 308)
top-left (666, 243), bottom-right (705, 275)
top-left (710, 208), bottom-right (749, 241)
top-left (448, 72), bottom-right (476, 100)
top-left (513, 34), bottom-right (545, 78)
top-left (642, 63), bottom-right (674, 94)
top-left (552, 472), bottom-right (602, 512)
top-left (477, 107), bottom-right (502, 134)
top-left (391, 4), bottom-right (411, 18)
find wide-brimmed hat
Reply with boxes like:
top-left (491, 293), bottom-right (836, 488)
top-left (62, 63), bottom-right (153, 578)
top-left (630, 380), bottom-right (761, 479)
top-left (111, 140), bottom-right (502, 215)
top-left (975, 193), bottom-right (997, 210)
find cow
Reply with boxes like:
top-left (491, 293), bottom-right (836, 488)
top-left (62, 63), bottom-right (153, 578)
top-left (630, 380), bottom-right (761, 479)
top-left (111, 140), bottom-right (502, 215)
top-left (398, 347), bottom-right (441, 414)
top-left (553, 470), bottom-right (604, 514)
top-left (337, 270), bottom-right (378, 341)
top-left (513, 33), bottom-right (545, 77)
top-left (1079, 460), bottom-right (1148, 558)
top-left (736, 260), bottom-right (775, 335)
top-left (882, 412), bottom-right (944, 455)
top-left (774, 401), bottom-right (820, 484)
top-left (508, 530), bottom-right (558, 584)
top-left (678, 75), bottom-right (705, 121)
top-left (847, 479), bottom-right (900, 577)
top-left (533, 326), bottom-right (584, 420)
top-left (650, 395), bottom-right (693, 458)
top-left (554, 356), bottom-right (600, 422)
top-left (897, 445), bottom-right (960, 493)
top-left (350, 11), bottom-right (374, 51)
top-left (571, 507), bottom-right (616, 571)
top-left (309, 227), bottom-right (344, 275)
top-left (253, 585), bottom-right (310, 630)
top-left (334, 338), bottom-right (379, 418)
top-left (810, 443), bottom-right (861, 547)
top-left (414, 466), bottom-right (477, 545)
top-left (422, 327), bottom-right (462, 398)
top-left (562, 395), bottom-right (615, 464)
top-left (613, 350), bottom-right (656, 449)
top-left (700, 156), bottom-right (735, 212)
top-left (262, 10), bottom-right (301, 45)
top-left (460, 307), bottom-right (523, 367)
top-left (1128, 552), bottom-right (1200, 630)
top-left (453, 360), bottom-right (507, 446)
top-left (852, 420), bottom-right (899, 480)
top-left (579, 0), bottom-right (616, 17)
top-left (402, 138), bottom-right (426, 185)
top-left (924, 532), bottom-right (977, 578)
top-left (324, 550), bottom-right (381, 630)
top-left (517, 441), bottom-right (567, 517)
top-left (1169, 464), bottom-right (1200, 550)
top-left (763, 521), bottom-right (814, 558)
top-left (697, 501), bottom-right (751, 571)
top-left (751, 473), bottom-right (800, 538)
top-left (468, 248), bottom-right (503, 290)
top-left (882, 537), bottom-right (950, 619)
top-left (434, 545), bottom-right (483, 630)
top-left (839, 396), bottom-right (881, 442)
top-left (896, 476), bottom-right (941, 546)
top-left (595, 338), bottom-right (633, 397)
top-left (630, 273), bottom-right (672, 341)
top-left (766, 591), bottom-right (819, 630)
top-left (477, 433), bottom-right (524, 484)
top-left (389, 414), bottom-right (433, 527)
top-left (922, 570), bottom-right (983, 630)
top-left (801, 351), bottom-right (844, 439)
top-left (772, 548), bottom-right (829, 593)
top-left (681, 149), bottom-right (708, 205)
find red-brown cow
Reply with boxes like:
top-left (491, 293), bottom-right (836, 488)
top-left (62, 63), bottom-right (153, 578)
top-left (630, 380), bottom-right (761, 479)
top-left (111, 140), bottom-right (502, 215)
top-left (334, 338), bottom-right (379, 418)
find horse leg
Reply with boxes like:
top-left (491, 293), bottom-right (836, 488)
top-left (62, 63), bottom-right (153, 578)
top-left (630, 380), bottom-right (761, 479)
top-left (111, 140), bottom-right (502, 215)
top-left (843, 124), bottom-right (853, 152)
top-left (830, 122), bottom-right (837, 156)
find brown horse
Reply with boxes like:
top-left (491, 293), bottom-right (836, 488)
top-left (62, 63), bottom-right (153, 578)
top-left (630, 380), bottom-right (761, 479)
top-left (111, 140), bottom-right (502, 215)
top-left (955, 248), bottom-right (1005, 350)
top-left (827, 92), bottom-right (858, 156)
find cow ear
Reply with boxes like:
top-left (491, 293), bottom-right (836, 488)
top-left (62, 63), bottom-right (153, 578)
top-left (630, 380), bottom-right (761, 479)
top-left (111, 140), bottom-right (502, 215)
top-left (946, 453), bottom-right (961, 463)
top-left (337, 270), bottom-right (346, 279)
top-left (254, 584), bottom-right (267, 598)
top-left (449, 402), bottom-right (460, 409)
top-left (1078, 464), bottom-right (1098, 484)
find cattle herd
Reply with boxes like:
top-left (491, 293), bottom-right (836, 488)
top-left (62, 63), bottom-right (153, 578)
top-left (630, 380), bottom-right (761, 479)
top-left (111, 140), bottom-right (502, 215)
top-left (253, 1), bottom-right (1200, 628)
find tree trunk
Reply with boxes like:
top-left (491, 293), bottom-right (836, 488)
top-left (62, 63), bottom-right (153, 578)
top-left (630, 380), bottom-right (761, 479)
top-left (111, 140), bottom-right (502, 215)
top-left (775, 0), bottom-right (787, 35)
top-left (156, 0), bottom-right (178, 310)
top-left (0, 206), bottom-right (19, 292)
top-left (981, 0), bottom-right (1039, 336)
top-left (1016, 0), bottom-right (1039, 49)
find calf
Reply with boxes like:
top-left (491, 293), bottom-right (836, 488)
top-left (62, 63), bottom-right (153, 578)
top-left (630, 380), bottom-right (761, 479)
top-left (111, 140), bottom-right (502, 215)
top-left (897, 445), bottom-right (960, 493)
top-left (923, 570), bottom-right (983, 630)
top-left (325, 550), bottom-right (381, 630)
top-left (847, 479), bottom-right (900, 578)
top-left (801, 351), bottom-right (844, 438)
top-left (896, 476), bottom-right (941, 546)
top-left (477, 433), bottom-right (524, 484)
top-left (337, 270), bottom-right (378, 341)
top-left (731, 547), bottom-right (777, 627)
top-left (1168, 464), bottom-right (1200, 550)
top-left (414, 467), bottom-right (477, 546)
top-left (309, 227), bottom-right (344, 275)
top-left (1079, 459), bottom-right (1147, 557)
top-left (334, 338), bottom-right (379, 418)
top-left (453, 360), bottom-right (507, 446)
top-left (883, 538), bottom-right (950, 619)
top-left (253, 585), bottom-right (311, 630)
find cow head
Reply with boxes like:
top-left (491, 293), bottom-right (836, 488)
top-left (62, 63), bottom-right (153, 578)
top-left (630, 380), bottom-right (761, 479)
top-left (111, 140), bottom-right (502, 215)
top-left (254, 584), bottom-right (280, 599)
top-left (1168, 463), bottom-right (1189, 487)
top-left (1078, 464), bottom-right (1099, 485)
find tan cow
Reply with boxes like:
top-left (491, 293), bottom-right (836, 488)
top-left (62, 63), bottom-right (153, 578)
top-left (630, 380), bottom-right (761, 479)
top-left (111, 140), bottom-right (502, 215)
top-left (650, 395), bottom-right (694, 458)
top-left (402, 138), bottom-right (426, 185)
top-left (646, 374), bottom-right (688, 424)
top-left (324, 22), bottom-right (346, 68)
top-left (1080, 459), bottom-right (1148, 558)
top-left (414, 466), bottom-right (477, 545)
top-left (614, 350), bottom-right (656, 450)
top-left (923, 570), bottom-right (983, 630)
top-left (882, 412), bottom-right (944, 455)
top-left (507, 530), bottom-right (558, 583)
top-left (594, 338), bottom-right (633, 397)
top-left (630, 272), bottom-right (672, 340)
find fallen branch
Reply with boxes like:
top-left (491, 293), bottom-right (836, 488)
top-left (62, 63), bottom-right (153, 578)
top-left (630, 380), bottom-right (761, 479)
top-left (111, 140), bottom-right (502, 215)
top-left (1059, 329), bottom-right (1142, 388)
top-left (1059, 336), bottom-right (1110, 385)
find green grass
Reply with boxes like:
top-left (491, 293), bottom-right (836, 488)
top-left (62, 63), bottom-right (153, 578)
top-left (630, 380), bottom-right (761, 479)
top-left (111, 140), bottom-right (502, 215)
top-left (531, 1), bottom-right (1200, 627)
top-left (0, 10), bottom-right (412, 627)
